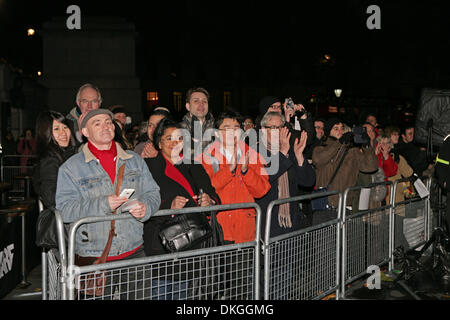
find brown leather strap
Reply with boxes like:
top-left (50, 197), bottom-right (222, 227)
top-left (97, 163), bottom-right (126, 263)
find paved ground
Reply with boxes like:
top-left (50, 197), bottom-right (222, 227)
top-left (3, 264), bottom-right (43, 300)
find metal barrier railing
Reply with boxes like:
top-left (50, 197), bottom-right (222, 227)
top-left (390, 176), bottom-right (433, 269)
top-left (263, 190), bottom-right (342, 300)
top-left (45, 177), bottom-right (436, 300)
top-left (57, 202), bottom-right (262, 300)
top-left (0, 155), bottom-right (37, 198)
top-left (340, 180), bottom-right (393, 299)
top-left (39, 200), bottom-right (63, 301)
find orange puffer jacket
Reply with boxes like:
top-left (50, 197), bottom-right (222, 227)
top-left (198, 141), bottom-right (270, 243)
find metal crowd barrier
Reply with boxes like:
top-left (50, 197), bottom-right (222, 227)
top-left (55, 202), bottom-right (262, 300)
top-left (263, 190), bottom-right (342, 300)
top-left (46, 177), bottom-right (435, 300)
top-left (39, 200), bottom-right (64, 300)
top-left (340, 180), bottom-right (393, 299)
top-left (389, 177), bottom-right (433, 269)
top-left (0, 155), bottom-right (37, 199)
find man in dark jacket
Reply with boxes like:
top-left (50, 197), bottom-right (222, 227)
top-left (395, 125), bottom-right (430, 176)
top-left (256, 96), bottom-right (315, 147)
top-left (180, 87), bottom-right (215, 161)
top-left (304, 118), bottom-right (326, 161)
top-left (435, 134), bottom-right (450, 231)
top-left (256, 112), bottom-right (316, 238)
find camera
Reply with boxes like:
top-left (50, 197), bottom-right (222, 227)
top-left (351, 126), bottom-right (370, 146)
top-left (284, 97), bottom-right (306, 125)
top-left (285, 97), bottom-right (295, 109)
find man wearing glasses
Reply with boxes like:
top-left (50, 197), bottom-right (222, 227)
top-left (200, 109), bottom-right (270, 245)
top-left (257, 111), bottom-right (316, 237)
top-left (67, 83), bottom-right (102, 144)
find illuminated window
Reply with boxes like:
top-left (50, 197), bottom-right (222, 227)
top-left (173, 91), bottom-right (183, 112)
top-left (146, 91), bottom-right (159, 110)
top-left (147, 92), bottom-right (158, 101)
top-left (224, 91), bottom-right (231, 110)
top-left (328, 106), bottom-right (338, 113)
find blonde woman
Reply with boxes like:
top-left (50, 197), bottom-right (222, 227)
top-left (379, 132), bottom-right (414, 216)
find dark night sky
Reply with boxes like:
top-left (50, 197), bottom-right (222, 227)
top-left (2, 0), bottom-right (450, 102)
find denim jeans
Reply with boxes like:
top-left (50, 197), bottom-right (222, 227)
top-left (151, 279), bottom-right (189, 300)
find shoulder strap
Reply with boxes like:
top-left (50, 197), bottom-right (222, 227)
top-left (97, 163), bottom-right (126, 263)
top-left (327, 147), bottom-right (349, 187)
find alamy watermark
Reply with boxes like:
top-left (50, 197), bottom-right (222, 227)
top-left (66, 5), bottom-right (81, 30)
top-left (366, 265), bottom-right (381, 289)
top-left (366, 5), bottom-right (381, 30)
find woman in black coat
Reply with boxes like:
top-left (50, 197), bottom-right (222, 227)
top-left (33, 111), bottom-right (77, 248)
top-left (143, 118), bottom-right (220, 256)
top-left (143, 118), bottom-right (220, 299)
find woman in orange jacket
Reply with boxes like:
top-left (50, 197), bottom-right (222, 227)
top-left (197, 109), bottom-right (270, 244)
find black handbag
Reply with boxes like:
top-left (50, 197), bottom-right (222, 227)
top-left (35, 207), bottom-right (69, 249)
top-left (159, 213), bottom-right (213, 252)
top-left (311, 147), bottom-right (349, 211)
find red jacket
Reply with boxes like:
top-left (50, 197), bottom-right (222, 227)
top-left (198, 141), bottom-right (270, 243)
top-left (377, 151), bottom-right (398, 179)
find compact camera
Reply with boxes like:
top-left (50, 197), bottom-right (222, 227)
top-left (351, 126), bottom-right (370, 146)
top-left (284, 97), bottom-right (306, 121)
top-left (285, 97), bottom-right (295, 109)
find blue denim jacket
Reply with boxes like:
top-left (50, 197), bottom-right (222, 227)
top-left (55, 143), bottom-right (161, 257)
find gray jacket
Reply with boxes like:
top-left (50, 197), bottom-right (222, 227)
top-left (180, 112), bottom-right (215, 159)
top-left (55, 142), bottom-right (161, 257)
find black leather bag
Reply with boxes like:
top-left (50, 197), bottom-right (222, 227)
top-left (35, 208), bottom-right (69, 249)
top-left (159, 213), bottom-right (213, 252)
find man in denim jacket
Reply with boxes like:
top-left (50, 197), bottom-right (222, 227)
top-left (56, 109), bottom-right (161, 298)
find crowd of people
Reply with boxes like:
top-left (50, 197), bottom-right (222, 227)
top-left (24, 83), bottom-right (438, 298)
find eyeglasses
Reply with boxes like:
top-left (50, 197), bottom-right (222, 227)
top-left (264, 125), bottom-right (283, 130)
top-left (79, 99), bottom-right (100, 105)
top-left (314, 126), bottom-right (324, 130)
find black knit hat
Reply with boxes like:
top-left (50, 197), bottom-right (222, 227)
top-left (324, 117), bottom-right (343, 136)
top-left (258, 96), bottom-right (281, 115)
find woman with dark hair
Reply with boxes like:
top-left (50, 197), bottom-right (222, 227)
top-left (134, 108), bottom-right (171, 158)
top-left (33, 111), bottom-right (76, 248)
top-left (143, 117), bottom-right (220, 299)
top-left (113, 119), bottom-right (133, 150)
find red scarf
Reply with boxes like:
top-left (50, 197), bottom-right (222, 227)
top-left (162, 154), bottom-right (197, 205)
top-left (88, 142), bottom-right (117, 183)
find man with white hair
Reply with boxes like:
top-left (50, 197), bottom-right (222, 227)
top-left (67, 83), bottom-right (102, 143)
top-left (256, 111), bottom-right (315, 237)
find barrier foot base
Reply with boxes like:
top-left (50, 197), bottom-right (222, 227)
top-left (17, 280), bottom-right (32, 289)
